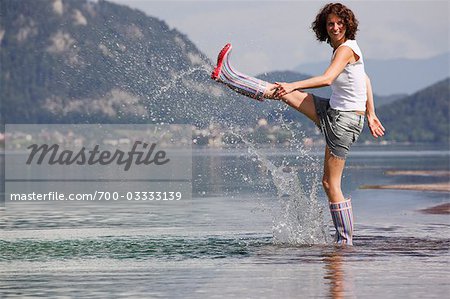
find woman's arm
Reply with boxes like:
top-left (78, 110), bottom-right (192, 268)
top-left (365, 75), bottom-right (385, 138)
top-left (274, 46), bottom-right (353, 97)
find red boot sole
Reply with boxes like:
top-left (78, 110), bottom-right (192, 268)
top-left (211, 43), bottom-right (232, 80)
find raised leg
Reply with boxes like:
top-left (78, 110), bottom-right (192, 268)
top-left (274, 88), bottom-right (320, 125)
top-left (211, 44), bottom-right (320, 124)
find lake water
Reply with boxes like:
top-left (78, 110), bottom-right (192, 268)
top-left (1, 144), bottom-right (449, 298)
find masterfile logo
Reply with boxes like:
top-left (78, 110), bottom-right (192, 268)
top-left (26, 141), bottom-right (170, 171)
top-left (4, 124), bottom-right (192, 205)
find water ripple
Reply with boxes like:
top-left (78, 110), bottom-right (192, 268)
top-left (1, 234), bottom-right (447, 262)
top-left (0, 235), bottom-right (272, 262)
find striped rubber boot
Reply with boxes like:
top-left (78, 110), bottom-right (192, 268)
top-left (329, 199), bottom-right (354, 245)
top-left (211, 43), bottom-right (267, 101)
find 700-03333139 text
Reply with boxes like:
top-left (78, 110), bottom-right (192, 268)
top-left (9, 191), bottom-right (183, 201)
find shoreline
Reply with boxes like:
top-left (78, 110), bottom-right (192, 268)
top-left (360, 183), bottom-right (450, 192)
top-left (361, 169), bottom-right (450, 193)
top-left (385, 170), bottom-right (450, 177)
top-left (419, 203), bottom-right (450, 215)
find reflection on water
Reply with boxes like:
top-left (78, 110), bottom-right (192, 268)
top-left (323, 250), bottom-right (351, 299)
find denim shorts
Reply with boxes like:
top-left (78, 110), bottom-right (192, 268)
top-left (313, 95), bottom-right (364, 159)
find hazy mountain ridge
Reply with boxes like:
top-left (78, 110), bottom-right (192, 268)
top-left (295, 52), bottom-right (449, 96)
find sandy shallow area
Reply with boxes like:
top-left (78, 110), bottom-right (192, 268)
top-left (385, 170), bottom-right (450, 177)
top-left (361, 170), bottom-right (450, 214)
top-left (361, 183), bottom-right (450, 192)
top-left (361, 170), bottom-right (450, 192)
top-left (418, 203), bottom-right (450, 215)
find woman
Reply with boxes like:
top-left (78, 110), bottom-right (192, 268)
top-left (211, 3), bottom-right (385, 245)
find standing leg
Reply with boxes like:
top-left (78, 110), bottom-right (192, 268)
top-left (322, 146), bottom-right (346, 203)
top-left (322, 146), bottom-right (353, 245)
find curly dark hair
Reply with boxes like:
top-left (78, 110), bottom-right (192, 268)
top-left (311, 3), bottom-right (359, 45)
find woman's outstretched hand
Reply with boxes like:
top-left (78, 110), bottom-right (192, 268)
top-left (367, 114), bottom-right (385, 138)
top-left (272, 82), bottom-right (295, 98)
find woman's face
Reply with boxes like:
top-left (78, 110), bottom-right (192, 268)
top-left (326, 13), bottom-right (346, 45)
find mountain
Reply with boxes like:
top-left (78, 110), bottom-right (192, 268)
top-left (294, 53), bottom-right (450, 96)
top-left (360, 78), bottom-right (450, 143)
top-left (0, 0), bottom-right (270, 127)
top-left (374, 93), bottom-right (408, 107)
top-left (2, 0), bottom-right (448, 145)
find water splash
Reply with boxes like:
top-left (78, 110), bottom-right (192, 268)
top-left (134, 62), bottom-right (331, 245)
top-left (243, 139), bottom-right (330, 245)
top-left (152, 65), bottom-right (211, 99)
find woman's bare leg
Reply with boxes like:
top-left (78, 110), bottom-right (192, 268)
top-left (265, 83), bottom-right (320, 125)
top-left (322, 145), bottom-right (353, 245)
top-left (212, 44), bottom-right (320, 126)
top-left (322, 145), bottom-right (346, 203)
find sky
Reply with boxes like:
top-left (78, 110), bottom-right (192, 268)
top-left (109, 0), bottom-right (450, 75)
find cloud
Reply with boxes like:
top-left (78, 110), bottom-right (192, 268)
top-left (110, 0), bottom-right (450, 74)
top-left (353, 1), bottom-right (449, 59)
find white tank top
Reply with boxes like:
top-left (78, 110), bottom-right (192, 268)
top-left (330, 40), bottom-right (367, 111)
